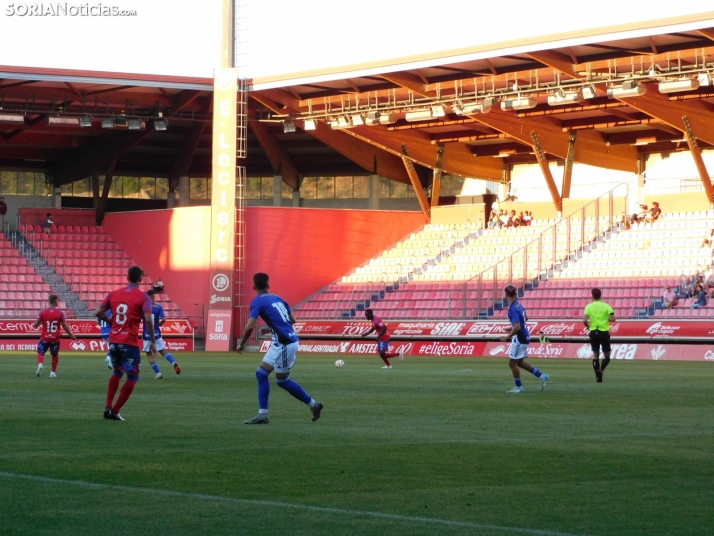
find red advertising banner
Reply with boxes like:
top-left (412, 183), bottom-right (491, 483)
top-left (0, 319), bottom-right (194, 337)
top-left (205, 67), bottom-right (238, 352)
top-left (263, 339), bottom-right (714, 362)
top-left (289, 320), bottom-right (714, 341)
top-left (0, 337), bottom-right (194, 352)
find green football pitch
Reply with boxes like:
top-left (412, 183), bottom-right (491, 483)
top-left (0, 352), bottom-right (712, 536)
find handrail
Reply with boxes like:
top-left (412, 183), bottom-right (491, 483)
top-left (467, 183), bottom-right (629, 318)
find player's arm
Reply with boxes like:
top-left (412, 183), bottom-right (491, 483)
top-left (361, 326), bottom-right (375, 337)
top-left (583, 313), bottom-right (591, 329)
top-left (61, 320), bottom-right (76, 340)
top-left (288, 313), bottom-right (297, 324)
top-left (608, 308), bottom-right (616, 322)
top-left (237, 317), bottom-right (258, 353)
top-left (377, 325), bottom-right (388, 338)
top-left (32, 317), bottom-right (41, 329)
top-left (500, 321), bottom-right (520, 342)
top-left (158, 307), bottom-right (166, 328)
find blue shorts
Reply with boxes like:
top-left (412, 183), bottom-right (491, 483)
top-left (377, 340), bottom-right (391, 354)
top-left (38, 340), bottom-right (60, 356)
top-left (109, 344), bottom-right (142, 376)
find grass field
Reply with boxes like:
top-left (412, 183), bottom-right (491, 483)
top-left (0, 351), bottom-right (713, 536)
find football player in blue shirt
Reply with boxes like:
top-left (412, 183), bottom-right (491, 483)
top-left (143, 290), bottom-right (181, 379)
top-left (98, 310), bottom-right (113, 369)
top-left (237, 272), bottom-right (323, 424)
top-left (500, 284), bottom-right (549, 393)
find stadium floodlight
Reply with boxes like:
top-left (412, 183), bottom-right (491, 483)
top-left (153, 118), bottom-right (168, 131)
top-left (351, 114), bottom-right (364, 126)
top-left (101, 117), bottom-right (116, 129)
top-left (0, 113), bottom-right (25, 124)
top-left (658, 78), bottom-right (700, 94)
top-left (127, 117), bottom-right (143, 130)
top-left (364, 111), bottom-right (381, 125)
top-left (329, 116), bottom-right (355, 129)
top-left (405, 108), bottom-right (435, 122)
top-left (547, 90), bottom-right (584, 106)
top-left (283, 120), bottom-right (296, 133)
top-left (581, 85), bottom-right (597, 99)
top-left (47, 116), bottom-right (80, 126)
top-left (607, 80), bottom-right (646, 98)
top-left (451, 102), bottom-right (464, 115)
top-left (500, 96), bottom-right (538, 111)
top-left (458, 98), bottom-right (494, 115)
top-left (303, 118), bottom-right (316, 130)
top-left (78, 115), bottom-right (93, 127)
top-left (697, 72), bottom-right (711, 87)
top-left (431, 104), bottom-right (446, 118)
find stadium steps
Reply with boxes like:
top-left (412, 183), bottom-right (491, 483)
top-left (8, 231), bottom-right (93, 318)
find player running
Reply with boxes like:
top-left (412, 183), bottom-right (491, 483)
top-left (143, 289), bottom-right (181, 379)
top-left (583, 287), bottom-right (616, 383)
top-left (95, 266), bottom-right (156, 421)
top-left (361, 309), bottom-right (404, 369)
top-left (500, 284), bottom-right (549, 393)
top-left (98, 310), bottom-right (112, 369)
top-left (237, 272), bottom-right (323, 425)
top-left (33, 294), bottom-right (76, 377)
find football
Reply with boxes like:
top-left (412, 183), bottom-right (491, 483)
top-left (334, 359), bottom-right (345, 368)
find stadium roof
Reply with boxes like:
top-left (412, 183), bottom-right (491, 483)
top-left (2, 23), bottom-right (714, 198)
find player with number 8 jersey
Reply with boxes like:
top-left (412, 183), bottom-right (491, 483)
top-left (95, 265), bottom-right (156, 421)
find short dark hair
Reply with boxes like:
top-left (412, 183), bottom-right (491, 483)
top-left (591, 288), bottom-right (602, 300)
top-left (365, 308), bottom-right (373, 316)
top-left (46, 213), bottom-right (51, 217)
top-left (147, 289), bottom-right (155, 298)
top-left (127, 265), bottom-right (144, 283)
top-left (253, 272), bottom-right (269, 290)
top-left (504, 284), bottom-right (517, 298)
top-left (48, 294), bottom-right (59, 305)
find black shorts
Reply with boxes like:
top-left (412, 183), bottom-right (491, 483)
top-left (589, 330), bottom-right (611, 354)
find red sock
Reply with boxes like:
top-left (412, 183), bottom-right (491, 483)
top-left (113, 379), bottom-right (137, 413)
top-left (37, 354), bottom-right (44, 365)
top-left (384, 352), bottom-right (400, 358)
top-left (106, 374), bottom-right (122, 408)
top-left (51, 355), bottom-right (59, 373)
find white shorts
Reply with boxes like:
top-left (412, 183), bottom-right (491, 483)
top-left (143, 338), bottom-right (166, 352)
top-left (262, 341), bottom-right (298, 373)
top-left (509, 339), bottom-right (529, 360)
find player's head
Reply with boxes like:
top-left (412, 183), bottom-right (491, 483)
top-left (503, 284), bottom-right (517, 302)
top-left (253, 272), bottom-right (269, 292)
top-left (48, 294), bottom-right (59, 306)
top-left (365, 308), bottom-right (374, 320)
top-left (46, 213), bottom-right (51, 218)
top-left (127, 265), bottom-right (144, 284)
top-left (147, 289), bottom-right (155, 300)
top-left (591, 288), bottom-right (602, 300)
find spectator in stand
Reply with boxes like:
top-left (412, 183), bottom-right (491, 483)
top-left (151, 278), bottom-right (164, 294)
top-left (701, 228), bottom-right (714, 248)
top-left (691, 284), bottom-right (707, 309)
top-left (44, 213), bottom-right (54, 235)
top-left (488, 210), bottom-right (500, 229)
top-left (499, 210), bottom-right (509, 228)
top-left (0, 197), bottom-right (7, 229)
top-left (522, 211), bottom-right (533, 226)
top-left (679, 276), bottom-right (694, 299)
top-left (507, 210), bottom-right (517, 227)
top-left (647, 201), bottom-right (662, 222)
top-left (630, 204), bottom-right (648, 224)
top-left (662, 285), bottom-right (678, 309)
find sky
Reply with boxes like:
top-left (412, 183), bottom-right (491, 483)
top-left (0, 1), bottom-right (713, 83)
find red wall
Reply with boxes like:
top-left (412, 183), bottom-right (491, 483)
top-left (102, 207), bottom-right (212, 314)
top-left (245, 207), bottom-right (425, 307)
top-left (102, 206), bottom-right (424, 325)
top-left (19, 207), bottom-right (97, 228)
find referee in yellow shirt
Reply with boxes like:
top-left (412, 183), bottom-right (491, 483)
top-left (583, 288), bottom-right (616, 383)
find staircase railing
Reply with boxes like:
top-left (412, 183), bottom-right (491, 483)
top-left (468, 183), bottom-right (629, 317)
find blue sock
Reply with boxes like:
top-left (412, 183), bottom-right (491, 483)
top-left (514, 377), bottom-right (523, 388)
top-left (151, 362), bottom-right (161, 374)
top-left (531, 367), bottom-right (543, 378)
top-left (256, 367), bottom-right (270, 411)
top-left (276, 377), bottom-right (311, 404)
top-left (164, 353), bottom-right (176, 365)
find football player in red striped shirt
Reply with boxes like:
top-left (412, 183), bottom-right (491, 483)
top-left (361, 309), bottom-right (404, 369)
top-left (95, 266), bottom-right (156, 421)
top-left (33, 294), bottom-right (76, 377)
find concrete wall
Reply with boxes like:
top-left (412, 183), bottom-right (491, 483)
top-left (0, 195), bottom-right (54, 231)
top-left (644, 192), bottom-right (712, 214)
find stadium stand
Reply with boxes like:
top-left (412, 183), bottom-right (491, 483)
top-left (20, 224), bottom-right (182, 317)
top-left (0, 231), bottom-right (64, 318)
top-left (294, 210), bottom-right (714, 321)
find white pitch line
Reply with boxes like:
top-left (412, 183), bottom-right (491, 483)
top-left (0, 471), bottom-right (589, 536)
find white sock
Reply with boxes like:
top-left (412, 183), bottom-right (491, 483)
top-left (308, 399), bottom-right (316, 408)
top-left (258, 409), bottom-right (268, 415)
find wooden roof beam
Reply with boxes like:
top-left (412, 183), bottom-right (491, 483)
top-left (380, 72), bottom-right (435, 99)
top-left (469, 110), bottom-right (637, 172)
top-left (525, 50), bottom-right (578, 78)
top-left (248, 121), bottom-right (299, 190)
